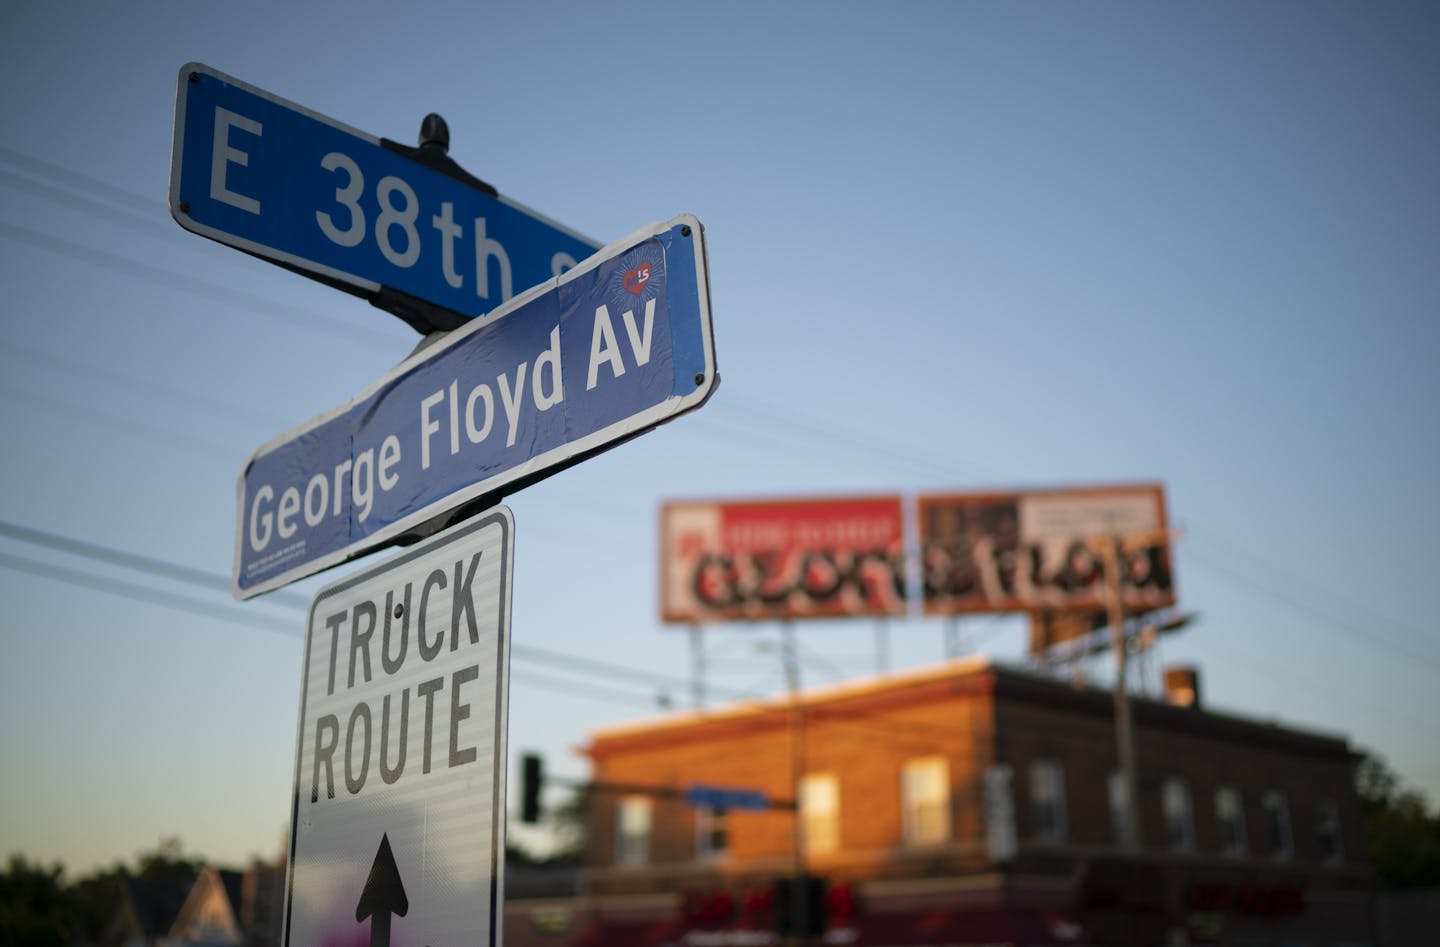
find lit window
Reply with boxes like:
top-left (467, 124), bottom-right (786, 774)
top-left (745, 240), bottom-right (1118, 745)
top-left (1214, 786), bottom-right (1247, 856)
top-left (1262, 791), bottom-right (1292, 861)
top-left (616, 796), bottom-right (651, 867)
top-left (1029, 760), bottom-right (1067, 842)
top-left (801, 772), bottom-right (840, 856)
top-left (696, 806), bottom-right (729, 861)
top-left (901, 756), bottom-right (951, 846)
top-left (1162, 777), bottom-right (1195, 852)
top-left (1316, 801), bottom-right (1343, 863)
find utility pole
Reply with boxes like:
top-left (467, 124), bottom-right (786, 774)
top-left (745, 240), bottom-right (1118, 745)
top-left (1100, 535), bottom-right (1142, 851)
top-left (1092, 526), bottom-right (1180, 852)
top-left (780, 622), bottom-right (809, 946)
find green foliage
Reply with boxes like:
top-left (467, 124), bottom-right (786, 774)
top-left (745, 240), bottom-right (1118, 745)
top-left (0, 854), bottom-right (74, 947)
top-left (1356, 751), bottom-right (1440, 889)
top-left (0, 840), bottom-right (207, 947)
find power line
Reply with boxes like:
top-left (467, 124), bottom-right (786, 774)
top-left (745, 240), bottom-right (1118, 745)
top-left (1185, 523), bottom-right (1430, 641)
top-left (510, 667), bottom-right (666, 710)
top-left (0, 339), bottom-right (298, 432)
top-left (0, 220), bottom-right (402, 350)
top-left (1184, 548), bottom-right (1440, 673)
top-left (0, 537), bottom-right (1429, 753)
top-left (0, 550), bottom-right (298, 638)
top-left (0, 519), bottom-right (309, 609)
top-left (0, 520), bottom-right (745, 704)
top-left (0, 167), bottom-right (182, 243)
top-left (0, 145), bottom-right (157, 215)
top-left (511, 643), bottom-right (763, 704)
top-left (719, 391), bottom-right (1011, 483)
top-left (0, 545), bottom-right (681, 719)
top-left (0, 142), bottom-right (1432, 692)
top-left (0, 377), bottom-right (248, 461)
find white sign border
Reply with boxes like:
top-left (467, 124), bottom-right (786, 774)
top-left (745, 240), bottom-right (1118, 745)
top-left (233, 213), bottom-right (714, 600)
top-left (169, 61), bottom-right (599, 293)
top-left (281, 506), bottom-right (514, 947)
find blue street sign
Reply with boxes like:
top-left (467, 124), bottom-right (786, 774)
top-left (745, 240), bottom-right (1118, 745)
top-left (169, 62), bottom-right (600, 325)
top-left (684, 784), bottom-right (772, 812)
top-left (235, 215), bottom-right (716, 598)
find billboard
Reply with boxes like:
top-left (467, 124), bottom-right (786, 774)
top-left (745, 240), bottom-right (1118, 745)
top-left (660, 496), bottom-right (906, 624)
top-left (917, 484), bottom-right (1174, 616)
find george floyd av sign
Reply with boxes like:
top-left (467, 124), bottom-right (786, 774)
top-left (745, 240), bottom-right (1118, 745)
top-left (236, 215), bottom-right (716, 598)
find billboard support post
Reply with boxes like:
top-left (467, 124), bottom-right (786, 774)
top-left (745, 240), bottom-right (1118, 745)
top-left (689, 623), bottom-right (707, 710)
top-left (943, 615), bottom-right (962, 660)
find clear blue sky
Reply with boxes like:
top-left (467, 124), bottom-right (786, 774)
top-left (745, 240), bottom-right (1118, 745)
top-left (1, 1), bottom-right (1436, 877)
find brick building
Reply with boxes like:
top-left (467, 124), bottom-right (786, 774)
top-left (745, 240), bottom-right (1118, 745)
top-left (510, 657), bottom-right (1374, 947)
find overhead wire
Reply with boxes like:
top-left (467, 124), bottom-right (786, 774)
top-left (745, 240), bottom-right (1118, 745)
top-left (0, 519), bottom-right (308, 609)
top-left (0, 550), bottom-right (297, 638)
top-left (1181, 547), bottom-right (1439, 672)
top-left (0, 145), bottom-right (157, 215)
top-left (0, 535), bottom-right (1423, 763)
top-left (0, 142), bottom-right (1432, 692)
top-left (0, 219), bottom-right (401, 349)
top-left (0, 339), bottom-right (299, 432)
top-left (0, 376), bottom-right (251, 460)
top-left (0, 520), bottom-right (747, 709)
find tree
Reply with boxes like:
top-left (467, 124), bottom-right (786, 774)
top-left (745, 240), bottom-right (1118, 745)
top-left (0, 854), bottom-right (75, 947)
top-left (548, 783), bottom-right (589, 863)
top-left (1355, 751), bottom-right (1440, 889)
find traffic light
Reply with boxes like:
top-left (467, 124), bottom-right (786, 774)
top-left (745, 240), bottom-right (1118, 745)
top-left (773, 876), bottom-right (826, 937)
top-left (520, 753), bottom-right (543, 823)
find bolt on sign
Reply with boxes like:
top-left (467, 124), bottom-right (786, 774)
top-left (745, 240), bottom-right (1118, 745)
top-left (283, 509), bottom-right (512, 947)
top-left (660, 495), bottom-right (907, 623)
top-left (917, 484), bottom-right (1175, 616)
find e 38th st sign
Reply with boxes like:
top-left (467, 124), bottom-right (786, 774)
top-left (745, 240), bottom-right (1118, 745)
top-left (169, 62), bottom-right (601, 330)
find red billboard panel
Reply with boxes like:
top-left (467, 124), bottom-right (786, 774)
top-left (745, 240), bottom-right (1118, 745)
top-left (660, 495), bottom-right (907, 624)
top-left (918, 484), bottom-right (1175, 616)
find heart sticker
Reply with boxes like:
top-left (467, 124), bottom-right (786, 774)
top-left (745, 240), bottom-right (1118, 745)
top-left (623, 263), bottom-right (652, 295)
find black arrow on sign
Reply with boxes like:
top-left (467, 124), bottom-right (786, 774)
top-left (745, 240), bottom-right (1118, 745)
top-left (356, 833), bottom-right (409, 947)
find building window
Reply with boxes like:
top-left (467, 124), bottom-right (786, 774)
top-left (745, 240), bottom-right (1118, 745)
top-left (1262, 791), bottom-right (1293, 861)
top-left (1316, 801), bottom-right (1343, 863)
top-left (901, 756), bottom-right (951, 846)
top-left (1107, 770), bottom-right (1133, 847)
top-left (1214, 786), bottom-right (1247, 857)
top-left (1162, 777), bottom-right (1195, 852)
top-left (616, 796), bottom-right (652, 867)
top-left (1029, 760), bottom-right (1067, 842)
top-left (695, 806), bottom-right (729, 861)
top-left (983, 764), bottom-right (1018, 861)
top-left (801, 772), bottom-right (840, 856)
